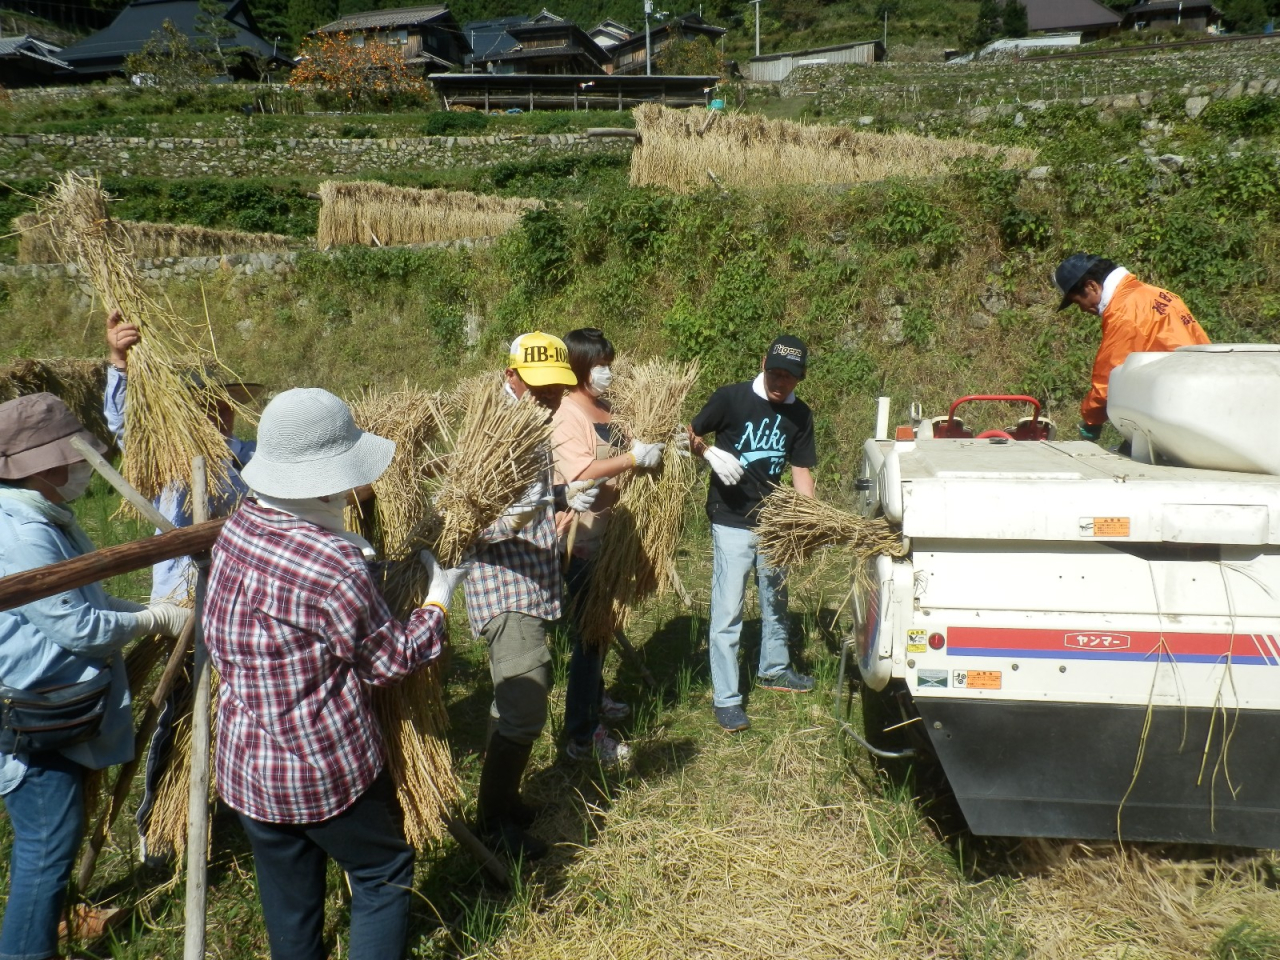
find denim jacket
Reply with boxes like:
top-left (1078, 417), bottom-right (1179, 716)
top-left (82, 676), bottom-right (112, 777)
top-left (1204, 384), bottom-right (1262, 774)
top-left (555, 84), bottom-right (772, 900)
top-left (104, 365), bottom-right (254, 601)
top-left (0, 493), bottom-right (137, 794)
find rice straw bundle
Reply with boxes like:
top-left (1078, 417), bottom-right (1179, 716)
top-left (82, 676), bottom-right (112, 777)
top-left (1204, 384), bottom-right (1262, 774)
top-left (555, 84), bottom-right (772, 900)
top-left (36, 172), bottom-right (244, 502)
top-left (345, 384), bottom-right (460, 847)
top-left (576, 359), bottom-right (702, 647)
top-left (316, 180), bottom-right (542, 249)
top-left (629, 104), bottom-right (1038, 192)
top-left (755, 487), bottom-right (906, 569)
top-left (14, 211), bottom-right (292, 265)
top-left (422, 379), bottom-right (556, 568)
top-left (0, 357), bottom-right (111, 449)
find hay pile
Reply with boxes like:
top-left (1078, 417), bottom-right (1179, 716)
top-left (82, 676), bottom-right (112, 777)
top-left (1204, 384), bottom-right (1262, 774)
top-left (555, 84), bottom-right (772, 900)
top-left (14, 211), bottom-right (293, 265)
top-left (0, 357), bottom-right (111, 449)
top-left (630, 104), bottom-right (1039, 192)
top-left (755, 487), bottom-right (906, 569)
top-left (36, 172), bottom-right (246, 502)
top-left (350, 379), bottom-right (553, 847)
top-left (347, 385), bottom-right (458, 848)
top-left (576, 359), bottom-right (701, 646)
top-left (316, 180), bottom-right (542, 249)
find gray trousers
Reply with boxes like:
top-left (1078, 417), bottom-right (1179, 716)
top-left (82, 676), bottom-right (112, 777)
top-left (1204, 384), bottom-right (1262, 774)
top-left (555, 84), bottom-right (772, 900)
top-left (481, 611), bottom-right (553, 745)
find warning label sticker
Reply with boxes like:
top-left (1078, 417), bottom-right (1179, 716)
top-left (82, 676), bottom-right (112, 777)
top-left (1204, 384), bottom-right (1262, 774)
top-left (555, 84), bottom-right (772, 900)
top-left (907, 643), bottom-right (928, 654)
top-left (953, 670), bottom-right (1001, 690)
top-left (1079, 516), bottom-right (1131, 537)
top-left (917, 669), bottom-right (948, 688)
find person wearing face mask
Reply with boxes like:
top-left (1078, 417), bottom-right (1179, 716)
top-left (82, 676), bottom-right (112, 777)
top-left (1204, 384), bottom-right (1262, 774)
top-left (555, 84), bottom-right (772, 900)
top-left (550, 328), bottom-right (665, 766)
top-left (0, 393), bottom-right (192, 960)
top-left (1053, 254), bottom-right (1209, 442)
top-left (463, 332), bottom-right (583, 861)
top-left (202, 388), bottom-right (463, 960)
top-left (687, 336), bottom-right (818, 733)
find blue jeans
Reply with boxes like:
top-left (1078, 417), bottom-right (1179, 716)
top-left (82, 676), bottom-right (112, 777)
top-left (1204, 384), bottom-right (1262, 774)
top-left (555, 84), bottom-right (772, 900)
top-left (563, 555), bottom-right (603, 746)
top-left (237, 771), bottom-right (416, 960)
top-left (709, 523), bottom-right (790, 708)
top-left (0, 752), bottom-right (86, 960)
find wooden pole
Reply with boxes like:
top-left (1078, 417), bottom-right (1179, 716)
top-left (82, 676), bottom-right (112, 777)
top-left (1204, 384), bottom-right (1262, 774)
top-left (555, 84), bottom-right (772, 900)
top-left (182, 457), bottom-right (211, 960)
top-left (0, 519), bottom-right (226, 613)
top-left (445, 818), bottom-right (511, 888)
top-left (68, 436), bottom-right (175, 533)
top-left (151, 614), bottom-right (196, 708)
top-left (613, 628), bottom-right (658, 690)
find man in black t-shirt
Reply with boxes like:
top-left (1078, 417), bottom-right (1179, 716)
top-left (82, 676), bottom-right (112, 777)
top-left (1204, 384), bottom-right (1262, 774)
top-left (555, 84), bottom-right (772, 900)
top-left (688, 335), bottom-right (818, 732)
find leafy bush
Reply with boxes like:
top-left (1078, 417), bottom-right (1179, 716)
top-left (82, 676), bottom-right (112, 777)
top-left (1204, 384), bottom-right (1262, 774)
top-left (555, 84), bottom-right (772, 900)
top-left (1199, 95), bottom-right (1280, 137)
top-left (422, 111), bottom-right (489, 136)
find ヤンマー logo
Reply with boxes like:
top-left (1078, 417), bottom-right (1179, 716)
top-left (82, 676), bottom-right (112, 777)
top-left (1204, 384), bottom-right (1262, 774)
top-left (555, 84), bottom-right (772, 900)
top-left (1063, 632), bottom-right (1131, 650)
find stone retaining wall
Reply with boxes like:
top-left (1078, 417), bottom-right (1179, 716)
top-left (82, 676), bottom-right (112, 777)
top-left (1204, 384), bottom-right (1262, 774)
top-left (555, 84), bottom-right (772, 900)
top-left (0, 131), bottom-right (629, 180)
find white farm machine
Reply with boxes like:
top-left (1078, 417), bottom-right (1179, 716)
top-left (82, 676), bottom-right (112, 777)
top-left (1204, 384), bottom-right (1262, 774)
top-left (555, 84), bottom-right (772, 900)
top-left (849, 345), bottom-right (1280, 846)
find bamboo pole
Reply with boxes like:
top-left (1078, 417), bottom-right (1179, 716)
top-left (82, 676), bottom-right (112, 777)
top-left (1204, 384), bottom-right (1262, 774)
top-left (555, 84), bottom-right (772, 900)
top-left (0, 519), bottom-right (226, 613)
top-left (69, 435), bottom-right (175, 533)
top-left (183, 457), bottom-right (210, 960)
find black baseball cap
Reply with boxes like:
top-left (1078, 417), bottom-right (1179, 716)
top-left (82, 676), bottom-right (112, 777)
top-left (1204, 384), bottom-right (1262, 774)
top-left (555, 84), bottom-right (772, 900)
top-left (1054, 253), bottom-right (1100, 311)
top-left (764, 335), bottom-right (807, 379)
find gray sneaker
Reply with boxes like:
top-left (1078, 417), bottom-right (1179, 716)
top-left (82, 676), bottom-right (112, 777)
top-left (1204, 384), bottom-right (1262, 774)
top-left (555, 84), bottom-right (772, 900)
top-left (757, 667), bottom-right (815, 693)
top-left (714, 704), bottom-right (750, 732)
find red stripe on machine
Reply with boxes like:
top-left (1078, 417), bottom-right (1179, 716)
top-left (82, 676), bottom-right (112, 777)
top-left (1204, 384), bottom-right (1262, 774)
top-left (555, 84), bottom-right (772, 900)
top-left (948, 627), bottom-right (1277, 661)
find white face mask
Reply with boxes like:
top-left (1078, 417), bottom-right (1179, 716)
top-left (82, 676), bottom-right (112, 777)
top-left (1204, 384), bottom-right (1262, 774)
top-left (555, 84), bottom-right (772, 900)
top-left (55, 461), bottom-right (94, 502)
top-left (587, 365), bottom-right (613, 397)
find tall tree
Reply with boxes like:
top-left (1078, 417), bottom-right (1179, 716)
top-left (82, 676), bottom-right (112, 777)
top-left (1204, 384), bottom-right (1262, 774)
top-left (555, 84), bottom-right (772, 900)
top-left (1222, 0), bottom-right (1270, 30)
top-left (1002, 0), bottom-right (1028, 37)
top-left (969, 0), bottom-right (1002, 49)
top-left (287, 0), bottom-right (338, 50)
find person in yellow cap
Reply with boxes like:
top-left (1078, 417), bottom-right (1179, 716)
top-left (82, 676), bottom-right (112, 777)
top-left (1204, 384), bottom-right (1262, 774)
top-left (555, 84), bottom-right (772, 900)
top-left (463, 331), bottom-right (592, 861)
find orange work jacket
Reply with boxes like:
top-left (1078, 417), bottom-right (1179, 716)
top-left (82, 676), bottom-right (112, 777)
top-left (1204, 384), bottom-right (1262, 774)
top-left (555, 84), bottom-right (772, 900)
top-left (1080, 274), bottom-right (1210, 426)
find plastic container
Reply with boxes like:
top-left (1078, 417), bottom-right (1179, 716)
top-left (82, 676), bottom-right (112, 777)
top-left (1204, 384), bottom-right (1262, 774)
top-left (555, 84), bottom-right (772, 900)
top-left (1107, 344), bottom-right (1280, 475)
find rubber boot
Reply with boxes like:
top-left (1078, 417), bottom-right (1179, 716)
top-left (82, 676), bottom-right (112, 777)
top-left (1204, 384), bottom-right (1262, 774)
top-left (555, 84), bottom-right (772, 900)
top-left (482, 717), bottom-right (540, 828)
top-left (477, 732), bottom-right (547, 861)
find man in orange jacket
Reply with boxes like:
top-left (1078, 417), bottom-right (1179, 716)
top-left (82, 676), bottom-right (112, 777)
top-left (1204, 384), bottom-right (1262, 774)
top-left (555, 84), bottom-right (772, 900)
top-left (1054, 254), bottom-right (1210, 440)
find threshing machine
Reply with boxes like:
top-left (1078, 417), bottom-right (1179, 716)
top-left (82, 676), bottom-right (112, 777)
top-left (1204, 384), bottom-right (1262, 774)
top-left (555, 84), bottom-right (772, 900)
top-left (852, 344), bottom-right (1280, 846)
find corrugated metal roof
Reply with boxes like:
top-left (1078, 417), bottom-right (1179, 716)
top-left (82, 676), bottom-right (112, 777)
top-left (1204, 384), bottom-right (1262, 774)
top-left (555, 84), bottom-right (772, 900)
top-left (1126, 0), bottom-right (1221, 13)
top-left (1024, 0), bottom-right (1122, 31)
top-left (316, 5), bottom-right (449, 33)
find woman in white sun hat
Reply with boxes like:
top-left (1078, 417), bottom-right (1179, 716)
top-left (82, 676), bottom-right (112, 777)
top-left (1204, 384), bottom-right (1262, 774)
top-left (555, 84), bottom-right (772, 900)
top-left (203, 387), bottom-right (465, 960)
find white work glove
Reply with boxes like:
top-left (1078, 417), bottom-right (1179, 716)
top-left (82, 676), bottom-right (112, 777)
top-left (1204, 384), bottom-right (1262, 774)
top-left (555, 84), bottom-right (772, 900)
top-left (419, 549), bottom-right (467, 611)
top-left (105, 595), bottom-right (147, 615)
top-left (671, 429), bottom-right (691, 458)
top-left (132, 602), bottom-right (192, 639)
top-left (502, 493), bottom-right (552, 532)
top-left (565, 479), bottom-right (601, 513)
top-left (630, 440), bottom-right (666, 469)
top-left (703, 446), bottom-right (745, 485)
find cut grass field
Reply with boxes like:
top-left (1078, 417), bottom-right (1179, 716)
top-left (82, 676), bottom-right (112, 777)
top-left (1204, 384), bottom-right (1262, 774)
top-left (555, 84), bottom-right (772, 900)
top-left (2, 490), bottom-right (1278, 959)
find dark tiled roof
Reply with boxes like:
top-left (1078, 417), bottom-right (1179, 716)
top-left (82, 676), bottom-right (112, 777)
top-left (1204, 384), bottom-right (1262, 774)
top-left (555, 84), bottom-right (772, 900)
top-left (1024, 0), bottom-right (1122, 31)
top-left (59, 0), bottom-right (277, 71)
top-left (1125, 0), bottom-right (1221, 13)
top-left (315, 5), bottom-right (449, 33)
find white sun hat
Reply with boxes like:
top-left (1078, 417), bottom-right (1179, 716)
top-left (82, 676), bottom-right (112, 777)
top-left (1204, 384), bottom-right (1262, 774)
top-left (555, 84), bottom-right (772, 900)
top-left (240, 388), bottom-right (395, 499)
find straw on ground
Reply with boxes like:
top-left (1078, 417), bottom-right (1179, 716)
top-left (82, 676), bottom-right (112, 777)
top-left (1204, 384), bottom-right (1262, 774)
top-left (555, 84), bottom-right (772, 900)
top-left (630, 104), bottom-right (1038, 192)
top-left (316, 180), bottom-right (541, 249)
top-left (14, 212), bottom-right (293, 265)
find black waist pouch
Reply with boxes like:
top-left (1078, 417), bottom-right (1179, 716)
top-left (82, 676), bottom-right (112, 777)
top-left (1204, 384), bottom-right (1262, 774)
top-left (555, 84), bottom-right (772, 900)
top-left (0, 665), bottom-right (113, 755)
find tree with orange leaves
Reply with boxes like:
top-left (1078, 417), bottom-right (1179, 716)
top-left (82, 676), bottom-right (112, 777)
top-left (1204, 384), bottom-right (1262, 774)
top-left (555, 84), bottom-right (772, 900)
top-left (288, 31), bottom-right (431, 110)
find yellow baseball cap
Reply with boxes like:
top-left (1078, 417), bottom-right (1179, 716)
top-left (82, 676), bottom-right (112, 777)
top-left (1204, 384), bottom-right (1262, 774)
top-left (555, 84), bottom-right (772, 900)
top-left (508, 331), bottom-right (577, 388)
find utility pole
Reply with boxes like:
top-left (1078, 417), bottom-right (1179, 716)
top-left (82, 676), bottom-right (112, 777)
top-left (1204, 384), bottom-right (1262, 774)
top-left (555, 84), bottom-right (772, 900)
top-left (645, 0), bottom-right (653, 75)
top-left (750, 0), bottom-right (761, 57)
top-left (883, 8), bottom-right (887, 52)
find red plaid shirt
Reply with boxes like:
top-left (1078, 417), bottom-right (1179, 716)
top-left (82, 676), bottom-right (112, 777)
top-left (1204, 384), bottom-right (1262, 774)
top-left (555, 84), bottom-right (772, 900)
top-left (204, 499), bottom-right (446, 823)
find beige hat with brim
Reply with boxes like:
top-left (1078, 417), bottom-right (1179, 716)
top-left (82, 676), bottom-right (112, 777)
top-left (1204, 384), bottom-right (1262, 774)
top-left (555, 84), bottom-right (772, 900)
top-left (0, 393), bottom-right (107, 481)
top-left (240, 387), bottom-right (395, 499)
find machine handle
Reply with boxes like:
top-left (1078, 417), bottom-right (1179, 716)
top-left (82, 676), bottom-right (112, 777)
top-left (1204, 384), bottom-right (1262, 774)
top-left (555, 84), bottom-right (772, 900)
top-left (947, 394), bottom-right (1042, 429)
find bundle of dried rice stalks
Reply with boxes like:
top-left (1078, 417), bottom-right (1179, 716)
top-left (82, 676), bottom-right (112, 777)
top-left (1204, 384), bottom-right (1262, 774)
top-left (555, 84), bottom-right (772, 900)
top-left (576, 359), bottom-right (701, 647)
top-left (316, 180), bottom-right (542, 249)
top-left (755, 487), bottom-right (906, 569)
top-left (422, 378), bottom-right (556, 568)
top-left (36, 172), bottom-right (245, 502)
top-left (346, 384), bottom-right (459, 847)
top-left (630, 104), bottom-right (1038, 192)
top-left (0, 357), bottom-right (112, 449)
top-left (14, 211), bottom-right (293, 265)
